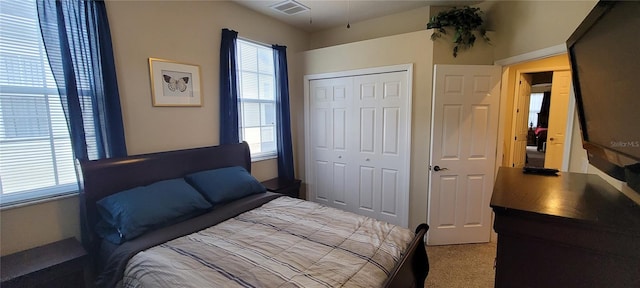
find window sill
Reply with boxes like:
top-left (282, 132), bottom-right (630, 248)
top-left (251, 154), bottom-right (277, 162)
top-left (0, 191), bottom-right (79, 211)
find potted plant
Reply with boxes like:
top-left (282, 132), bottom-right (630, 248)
top-left (426, 6), bottom-right (490, 57)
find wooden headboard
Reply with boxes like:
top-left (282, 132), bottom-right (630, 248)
top-left (78, 142), bottom-right (251, 255)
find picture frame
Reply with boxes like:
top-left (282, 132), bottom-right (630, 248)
top-left (149, 58), bottom-right (202, 107)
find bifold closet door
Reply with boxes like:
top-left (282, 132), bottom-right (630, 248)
top-left (351, 72), bottom-right (409, 226)
top-left (308, 77), bottom-right (354, 211)
top-left (307, 70), bottom-right (410, 227)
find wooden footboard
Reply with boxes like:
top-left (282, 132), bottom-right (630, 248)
top-left (383, 223), bottom-right (429, 288)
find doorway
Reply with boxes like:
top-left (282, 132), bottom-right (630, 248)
top-left (525, 72), bottom-right (552, 168)
top-left (501, 54), bottom-right (574, 171)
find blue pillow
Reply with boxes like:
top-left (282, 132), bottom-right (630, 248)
top-left (185, 166), bottom-right (266, 205)
top-left (96, 178), bottom-right (212, 244)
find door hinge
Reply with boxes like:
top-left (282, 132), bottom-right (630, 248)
top-left (519, 80), bottom-right (522, 85)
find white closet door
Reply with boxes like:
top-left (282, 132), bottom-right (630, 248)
top-left (308, 77), bottom-right (353, 210)
top-left (352, 72), bottom-right (409, 226)
top-left (306, 67), bottom-right (411, 228)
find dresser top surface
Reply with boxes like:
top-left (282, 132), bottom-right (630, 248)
top-left (491, 167), bottom-right (640, 231)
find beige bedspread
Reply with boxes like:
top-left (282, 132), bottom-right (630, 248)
top-left (122, 197), bottom-right (414, 288)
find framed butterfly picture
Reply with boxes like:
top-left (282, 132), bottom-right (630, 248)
top-left (149, 58), bottom-right (202, 106)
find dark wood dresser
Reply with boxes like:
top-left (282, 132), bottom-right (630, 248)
top-left (490, 167), bottom-right (640, 288)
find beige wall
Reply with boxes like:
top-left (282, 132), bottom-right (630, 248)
top-left (488, 0), bottom-right (597, 60)
top-left (1, 0), bottom-right (309, 256)
top-left (302, 30), bottom-right (433, 229)
top-left (1, 196), bottom-right (80, 256)
top-left (310, 6), bottom-right (430, 49)
top-left (108, 0), bottom-right (308, 156)
top-left (107, 0), bottom-right (310, 180)
top-left (568, 111), bottom-right (589, 172)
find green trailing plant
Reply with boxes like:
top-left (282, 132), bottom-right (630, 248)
top-left (427, 6), bottom-right (490, 57)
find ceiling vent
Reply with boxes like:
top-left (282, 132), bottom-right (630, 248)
top-left (270, 0), bottom-right (309, 15)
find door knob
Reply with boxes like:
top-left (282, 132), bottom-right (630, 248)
top-left (549, 137), bottom-right (554, 141)
top-left (433, 165), bottom-right (448, 172)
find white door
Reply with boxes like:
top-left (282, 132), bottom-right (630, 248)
top-left (306, 66), bottom-right (411, 228)
top-left (352, 72), bottom-right (410, 226)
top-left (308, 77), bottom-right (353, 210)
top-left (544, 70), bottom-right (571, 169)
top-left (428, 65), bottom-right (501, 245)
top-left (512, 74), bottom-right (532, 168)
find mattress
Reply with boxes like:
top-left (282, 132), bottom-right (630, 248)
top-left (121, 197), bottom-right (414, 288)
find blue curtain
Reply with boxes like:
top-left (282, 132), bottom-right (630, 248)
top-left (37, 0), bottom-right (126, 251)
top-left (37, 0), bottom-right (126, 161)
top-left (273, 45), bottom-right (295, 180)
top-left (219, 29), bottom-right (240, 144)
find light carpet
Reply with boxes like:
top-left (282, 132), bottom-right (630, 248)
top-left (424, 240), bottom-right (497, 288)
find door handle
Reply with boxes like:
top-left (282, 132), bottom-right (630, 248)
top-left (433, 165), bottom-right (448, 172)
top-left (549, 137), bottom-right (554, 141)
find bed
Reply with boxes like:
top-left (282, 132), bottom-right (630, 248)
top-left (79, 142), bottom-right (429, 287)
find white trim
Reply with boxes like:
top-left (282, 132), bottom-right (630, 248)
top-left (304, 64), bottom-right (413, 228)
top-left (304, 64), bottom-right (412, 81)
top-left (303, 76), bottom-right (310, 196)
top-left (562, 87), bottom-right (576, 171)
top-left (251, 153), bottom-right (277, 162)
top-left (494, 44), bottom-right (567, 66)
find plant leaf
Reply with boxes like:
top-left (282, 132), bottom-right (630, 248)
top-left (426, 6), bottom-right (489, 56)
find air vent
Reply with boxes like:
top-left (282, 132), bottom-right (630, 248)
top-left (271, 0), bottom-right (309, 15)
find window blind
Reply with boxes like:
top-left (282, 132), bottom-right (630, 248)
top-left (237, 39), bottom-right (277, 159)
top-left (0, 0), bottom-right (77, 205)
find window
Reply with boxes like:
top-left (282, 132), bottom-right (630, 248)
top-left (0, 1), bottom-right (77, 205)
top-left (528, 93), bottom-right (544, 127)
top-left (236, 39), bottom-right (277, 160)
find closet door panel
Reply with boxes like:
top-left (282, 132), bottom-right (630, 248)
top-left (308, 77), bottom-right (353, 207)
top-left (381, 168), bottom-right (399, 216)
top-left (332, 162), bottom-right (347, 207)
top-left (314, 160), bottom-right (330, 202)
top-left (383, 107), bottom-right (400, 155)
top-left (358, 166), bottom-right (375, 212)
top-left (359, 108), bottom-right (376, 153)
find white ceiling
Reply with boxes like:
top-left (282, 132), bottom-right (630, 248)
top-left (232, 0), bottom-right (483, 32)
